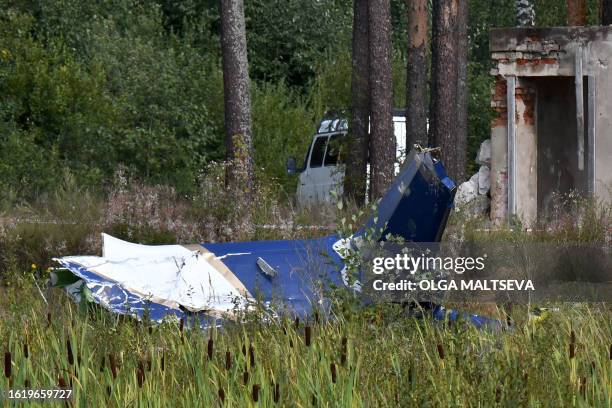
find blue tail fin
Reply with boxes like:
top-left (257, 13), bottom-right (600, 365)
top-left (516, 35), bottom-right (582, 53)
top-left (358, 149), bottom-right (456, 243)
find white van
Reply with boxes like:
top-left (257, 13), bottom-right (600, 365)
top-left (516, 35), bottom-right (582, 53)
top-left (287, 111), bottom-right (407, 206)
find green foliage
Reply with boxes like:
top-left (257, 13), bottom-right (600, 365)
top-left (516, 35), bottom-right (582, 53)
top-left (534, 0), bottom-right (603, 26)
top-left (466, 65), bottom-right (495, 175)
top-left (0, 4), bottom-right (226, 198)
top-left (0, 131), bottom-right (63, 199)
top-left (310, 53), bottom-right (353, 117)
top-left (245, 0), bottom-right (352, 88)
top-left (251, 82), bottom-right (314, 191)
top-left (0, 1), bottom-right (357, 201)
top-left (1, 0), bottom-right (606, 202)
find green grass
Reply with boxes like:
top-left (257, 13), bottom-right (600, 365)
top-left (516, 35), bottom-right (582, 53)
top-left (0, 285), bottom-right (610, 407)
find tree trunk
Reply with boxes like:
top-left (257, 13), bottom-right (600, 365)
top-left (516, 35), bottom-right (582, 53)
top-left (455, 0), bottom-right (468, 183)
top-left (219, 0), bottom-right (254, 229)
top-left (567, 0), bottom-right (587, 25)
top-left (344, 0), bottom-right (370, 205)
top-left (405, 0), bottom-right (429, 149)
top-left (430, 0), bottom-right (461, 181)
top-left (368, 0), bottom-right (396, 200)
top-left (603, 0), bottom-right (612, 25)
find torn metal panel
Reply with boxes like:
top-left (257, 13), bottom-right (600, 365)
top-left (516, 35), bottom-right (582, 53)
top-left (55, 150), bottom-right (456, 325)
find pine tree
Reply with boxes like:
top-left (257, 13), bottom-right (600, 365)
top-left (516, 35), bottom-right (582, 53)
top-left (369, 0), bottom-right (396, 199)
top-left (405, 0), bottom-right (429, 148)
top-left (344, 0), bottom-right (370, 205)
top-left (219, 0), bottom-right (254, 229)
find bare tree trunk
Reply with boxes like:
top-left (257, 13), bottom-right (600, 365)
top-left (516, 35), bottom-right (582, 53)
top-left (405, 0), bottom-right (429, 149)
top-left (567, 0), bottom-right (587, 25)
top-left (455, 0), bottom-right (468, 182)
top-left (344, 0), bottom-right (370, 205)
top-left (430, 0), bottom-right (461, 181)
top-left (602, 0), bottom-right (612, 25)
top-left (369, 0), bottom-right (396, 200)
top-left (219, 0), bottom-right (254, 230)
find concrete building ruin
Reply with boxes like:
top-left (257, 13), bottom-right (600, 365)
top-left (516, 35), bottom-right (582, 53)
top-left (489, 26), bottom-right (611, 226)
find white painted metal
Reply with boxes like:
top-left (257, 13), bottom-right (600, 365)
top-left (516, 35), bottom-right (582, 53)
top-left (60, 234), bottom-right (249, 313)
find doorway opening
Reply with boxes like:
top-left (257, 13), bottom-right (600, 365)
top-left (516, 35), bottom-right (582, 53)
top-left (535, 76), bottom-right (589, 220)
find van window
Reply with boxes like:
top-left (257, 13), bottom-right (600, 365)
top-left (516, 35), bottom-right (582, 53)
top-left (309, 136), bottom-right (328, 168)
top-left (324, 133), bottom-right (344, 166)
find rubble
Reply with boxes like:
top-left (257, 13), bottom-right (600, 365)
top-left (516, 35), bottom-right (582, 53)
top-left (476, 139), bottom-right (491, 166)
top-left (455, 173), bottom-right (479, 206)
top-left (454, 139), bottom-right (492, 217)
top-left (478, 165), bottom-right (490, 195)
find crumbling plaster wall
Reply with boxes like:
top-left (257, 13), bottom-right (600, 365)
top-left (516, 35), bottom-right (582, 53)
top-left (490, 77), bottom-right (537, 225)
top-left (490, 26), bottom-right (612, 225)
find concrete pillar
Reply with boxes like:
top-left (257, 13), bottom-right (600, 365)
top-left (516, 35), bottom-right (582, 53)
top-left (514, 79), bottom-right (538, 226)
top-left (490, 77), bottom-right (508, 225)
top-left (490, 76), bottom-right (538, 227)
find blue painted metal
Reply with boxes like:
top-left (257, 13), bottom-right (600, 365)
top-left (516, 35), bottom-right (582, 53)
top-left (357, 151), bottom-right (455, 242)
top-left (202, 235), bottom-right (345, 317)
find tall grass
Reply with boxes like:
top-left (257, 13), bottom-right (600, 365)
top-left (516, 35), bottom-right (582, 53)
top-left (0, 285), bottom-right (610, 407)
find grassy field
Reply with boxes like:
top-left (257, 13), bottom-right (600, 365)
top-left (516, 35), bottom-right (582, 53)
top-left (1, 183), bottom-right (610, 406)
top-left (0, 283), bottom-right (610, 407)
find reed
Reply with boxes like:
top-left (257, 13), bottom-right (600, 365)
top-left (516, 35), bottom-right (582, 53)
top-left (305, 326), bottom-right (312, 347)
top-left (218, 387), bottom-right (225, 403)
top-left (58, 375), bottom-right (67, 388)
top-left (207, 338), bottom-right (214, 360)
top-left (66, 338), bottom-right (74, 366)
top-left (252, 384), bottom-right (260, 402)
top-left (340, 337), bottom-right (347, 366)
top-left (0, 282), bottom-right (610, 406)
top-left (109, 353), bottom-right (118, 379)
top-left (137, 361), bottom-right (145, 388)
top-left (225, 351), bottom-right (231, 371)
top-left (437, 344), bottom-right (445, 360)
top-left (4, 351), bottom-right (11, 379)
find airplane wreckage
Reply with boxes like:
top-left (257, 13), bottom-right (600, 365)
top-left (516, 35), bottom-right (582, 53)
top-left (54, 149), bottom-right (500, 328)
